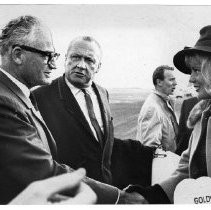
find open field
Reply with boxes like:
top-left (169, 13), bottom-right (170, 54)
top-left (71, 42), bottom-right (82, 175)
top-left (109, 88), bottom-right (184, 140)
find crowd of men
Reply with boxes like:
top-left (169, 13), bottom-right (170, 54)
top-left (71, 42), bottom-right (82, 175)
top-left (1, 15), bottom-right (211, 204)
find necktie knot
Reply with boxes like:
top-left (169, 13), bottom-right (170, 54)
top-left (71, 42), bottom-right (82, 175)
top-left (81, 89), bottom-right (86, 94)
top-left (81, 88), bottom-right (89, 96)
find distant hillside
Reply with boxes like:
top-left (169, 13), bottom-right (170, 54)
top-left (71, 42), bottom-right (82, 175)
top-left (109, 88), bottom-right (150, 139)
top-left (108, 88), bottom-right (150, 103)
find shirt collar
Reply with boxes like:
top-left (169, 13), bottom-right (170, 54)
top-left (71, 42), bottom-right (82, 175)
top-left (65, 77), bottom-right (93, 96)
top-left (0, 68), bottom-right (30, 98)
top-left (153, 89), bottom-right (170, 101)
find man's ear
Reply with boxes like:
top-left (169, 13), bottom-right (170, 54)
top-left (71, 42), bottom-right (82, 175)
top-left (95, 62), bottom-right (101, 73)
top-left (11, 46), bottom-right (24, 65)
top-left (156, 79), bottom-right (163, 87)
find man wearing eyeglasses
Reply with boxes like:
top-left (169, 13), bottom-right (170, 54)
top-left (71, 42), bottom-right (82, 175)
top-left (0, 15), bottom-right (143, 204)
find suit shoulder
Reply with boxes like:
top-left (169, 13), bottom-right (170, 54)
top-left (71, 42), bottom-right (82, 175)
top-left (94, 83), bottom-right (107, 92)
top-left (183, 97), bottom-right (198, 104)
top-left (33, 77), bottom-right (60, 96)
top-left (94, 83), bottom-right (108, 96)
top-left (182, 97), bottom-right (198, 109)
top-left (0, 87), bottom-right (24, 114)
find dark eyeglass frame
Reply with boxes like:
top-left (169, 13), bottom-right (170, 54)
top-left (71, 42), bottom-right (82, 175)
top-left (12, 44), bottom-right (60, 68)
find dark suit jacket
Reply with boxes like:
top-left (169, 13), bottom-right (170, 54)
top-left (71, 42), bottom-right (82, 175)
top-left (34, 75), bottom-right (154, 189)
top-left (175, 97), bottom-right (198, 155)
top-left (0, 71), bottom-right (119, 204)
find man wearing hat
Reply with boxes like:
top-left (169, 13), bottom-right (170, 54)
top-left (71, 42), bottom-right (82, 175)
top-left (124, 25), bottom-right (211, 204)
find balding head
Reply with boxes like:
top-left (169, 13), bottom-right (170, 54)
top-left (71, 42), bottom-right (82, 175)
top-left (66, 36), bottom-right (102, 62)
top-left (65, 36), bottom-right (102, 88)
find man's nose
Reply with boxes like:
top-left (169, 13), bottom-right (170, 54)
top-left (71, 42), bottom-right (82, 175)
top-left (77, 58), bottom-right (86, 69)
top-left (48, 59), bottom-right (57, 70)
top-left (189, 73), bottom-right (195, 84)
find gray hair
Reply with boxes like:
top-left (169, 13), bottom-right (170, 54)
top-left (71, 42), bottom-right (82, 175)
top-left (0, 15), bottom-right (41, 55)
top-left (67, 36), bottom-right (102, 60)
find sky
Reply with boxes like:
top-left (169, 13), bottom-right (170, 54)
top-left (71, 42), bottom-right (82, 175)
top-left (0, 3), bottom-right (211, 91)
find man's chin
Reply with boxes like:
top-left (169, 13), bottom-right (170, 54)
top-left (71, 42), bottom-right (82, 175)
top-left (67, 78), bottom-right (91, 89)
top-left (38, 78), bottom-right (53, 86)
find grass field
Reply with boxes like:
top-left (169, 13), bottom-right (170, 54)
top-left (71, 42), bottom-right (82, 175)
top-left (109, 88), bottom-right (184, 140)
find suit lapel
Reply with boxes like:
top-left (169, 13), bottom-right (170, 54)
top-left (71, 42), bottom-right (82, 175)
top-left (27, 102), bottom-right (57, 156)
top-left (58, 76), bottom-right (97, 140)
top-left (93, 84), bottom-right (114, 183)
top-left (0, 71), bottom-right (57, 156)
top-left (0, 71), bottom-right (32, 109)
top-left (0, 71), bottom-right (47, 124)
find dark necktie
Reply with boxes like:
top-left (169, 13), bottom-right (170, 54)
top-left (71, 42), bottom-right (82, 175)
top-left (29, 92), bottom-right (38, 111)
top-left (81, 89), bottom-right (104, 147)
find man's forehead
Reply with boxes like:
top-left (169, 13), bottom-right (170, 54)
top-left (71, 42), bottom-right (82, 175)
top-left (68, 40), bottom-right (101, 58)
top-left (164, 70), bottom-right (175, 78)
top-left (31, 25), bottom-right (54, 51)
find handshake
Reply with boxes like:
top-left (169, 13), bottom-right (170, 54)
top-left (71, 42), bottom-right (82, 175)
top-left (10, 169), bottom-right (97, 205)
top-left (10, 168), bottom-right (149, 205)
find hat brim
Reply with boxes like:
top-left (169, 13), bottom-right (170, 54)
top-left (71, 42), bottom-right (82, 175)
top-left (173, 46), bottom-right (211, 74)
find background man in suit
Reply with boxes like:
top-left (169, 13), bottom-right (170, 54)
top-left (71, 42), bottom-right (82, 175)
top-left (136, 65), bottom-right (178, 152)
top-left (0, 15), bottom-right (144, 204)
top-left (175, 96), bottom-right (198, 155)
top-left (33, 36), bottom-right (154, 194)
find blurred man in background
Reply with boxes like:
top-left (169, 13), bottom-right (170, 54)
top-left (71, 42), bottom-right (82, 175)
top-left (136, 65), bottom-right (178, 152)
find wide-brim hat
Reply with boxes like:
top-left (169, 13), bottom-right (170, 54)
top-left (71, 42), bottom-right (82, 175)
top-left (173, 25), bottom-right (211, 75)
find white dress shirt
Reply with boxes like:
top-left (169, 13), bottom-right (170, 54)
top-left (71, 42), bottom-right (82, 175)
top-left (65, 77), bottom-right (104, 142)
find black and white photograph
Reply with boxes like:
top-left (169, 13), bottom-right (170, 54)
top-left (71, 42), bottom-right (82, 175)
top-left (0, 1), bottom-right (211, 205)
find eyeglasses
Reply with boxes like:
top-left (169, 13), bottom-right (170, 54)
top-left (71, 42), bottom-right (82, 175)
top-left (13, 44), bottom-right (60, 69)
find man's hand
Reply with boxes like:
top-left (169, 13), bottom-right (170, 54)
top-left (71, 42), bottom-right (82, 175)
top-left (10, 168), bottom-right (97, 205)
top-left (118, 191), bottom-right (148, 204)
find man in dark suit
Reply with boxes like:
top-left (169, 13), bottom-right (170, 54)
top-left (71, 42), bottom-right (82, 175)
top-left (0, 15), bottom-right (144, 204)
top-left (175, 97), bottom-right (198, 155)
top-left (33, 36), bottom-right (154, 193)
